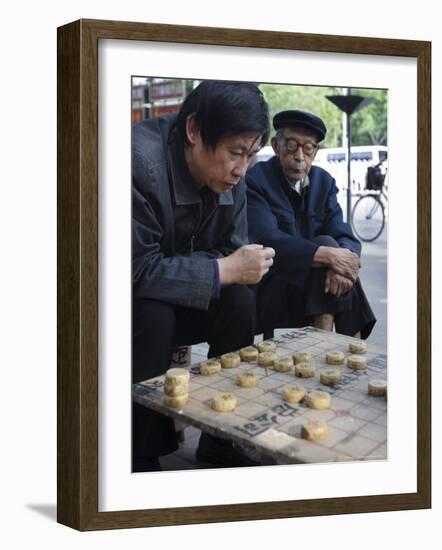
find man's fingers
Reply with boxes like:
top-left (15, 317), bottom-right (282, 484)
top-left (335, 281), bottom-right (341, 298)
top-left (336, 266), bottom-right (352, 281)
top-left (261, 260), bottom-right (273, 272)
top-left (324, 271), bottom-right (332, 293)
top-left (352, 252), bottom-right (362, 268)
top-left (248, 244), bottom-right (275, 255)
top-left (344, 266), bottom-right (358, 283)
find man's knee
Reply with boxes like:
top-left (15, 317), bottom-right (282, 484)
top-left (312, 235), bottom-right (339, 248)
top-left (133, 298), bottom-right (176, 337)
top-left (133, 299), bottom-right (177, 382)
top-left (219, 284), bottom-right (256, 321)
top-left (207, 285), bottom-right (256, 355)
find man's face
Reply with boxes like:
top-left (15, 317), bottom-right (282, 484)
top-left (272, 127), bottom-right (319, 184)
top-left (185, 116), bottom-right (262, 193)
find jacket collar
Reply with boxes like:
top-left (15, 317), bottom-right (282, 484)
top-left (168, 128), bottom-right (234, 206)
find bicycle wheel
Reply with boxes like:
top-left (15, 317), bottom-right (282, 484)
top-left (351, 195), bottom-right (385, 242)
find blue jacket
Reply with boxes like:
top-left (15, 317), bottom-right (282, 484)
top-left (246, 156), bottom-right (361, 288)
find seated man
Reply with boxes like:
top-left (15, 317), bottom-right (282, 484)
top-left (132, 80), bottom-right (275, 471)
top-left (246, 109), bottom-right (376, 339)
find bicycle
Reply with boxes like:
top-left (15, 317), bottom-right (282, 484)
top-left (351, 162), bottom-right (388, 242)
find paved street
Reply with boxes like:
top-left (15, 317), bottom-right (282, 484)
top-left (338, 190), bottom-right (388, 349)
top-left (358, 223), bottom-right (388, 348)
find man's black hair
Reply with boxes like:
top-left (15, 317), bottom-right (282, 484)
top-left (176, 80), bottom-right (270, 150)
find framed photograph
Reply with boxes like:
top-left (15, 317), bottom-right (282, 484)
top-left (57, 19), bottom-right (431, 530)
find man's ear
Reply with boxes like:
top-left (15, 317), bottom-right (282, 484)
top-left (185, 113), bottom-right (199, 145)
top-left (271, 136), bottom-right (279, 155)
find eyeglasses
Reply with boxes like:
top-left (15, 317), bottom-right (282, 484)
top-left (283, 138), bottom-right (319, 157)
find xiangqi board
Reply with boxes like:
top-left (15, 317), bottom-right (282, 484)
top-left (133, 328), bottom-right (387, 465)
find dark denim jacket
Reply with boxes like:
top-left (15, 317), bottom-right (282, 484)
top-left (132, 115), bottom-right (248, 310)
top-left (246, 156), bottom-right (361, 289)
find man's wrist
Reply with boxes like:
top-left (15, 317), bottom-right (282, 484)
top-left (217, 256), bottom-right (233, 285)
top-left (313, 246), bottom-right (333, 267)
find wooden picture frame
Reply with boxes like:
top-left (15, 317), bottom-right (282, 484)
top-left (57, 18), bottom-right (431, 531)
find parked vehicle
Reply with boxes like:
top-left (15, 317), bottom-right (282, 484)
top-left (314, 145), bottom-right (388, 166)
top-left (313, 145), bottom-right (388, 193)
top-left (252, 145), bottom-right (274, 165)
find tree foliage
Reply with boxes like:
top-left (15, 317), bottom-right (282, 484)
top-left (259, 84), bottom-right (387, 147)
top-left (350, 88), bottom-right (388, 145)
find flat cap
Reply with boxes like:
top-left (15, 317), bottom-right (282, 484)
top-left (273, 109), bottom-right (327, 142)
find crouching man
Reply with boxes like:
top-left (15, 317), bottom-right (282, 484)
top-left (133, 80), bottom-right (275, 471)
